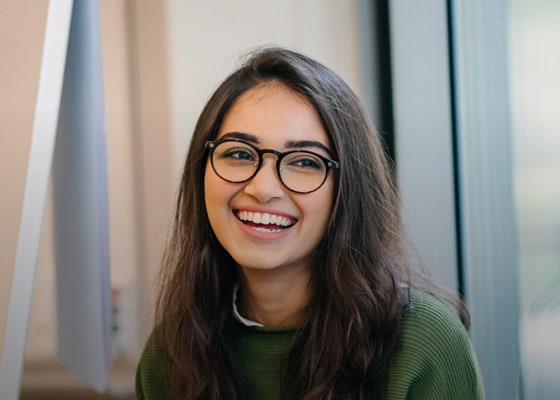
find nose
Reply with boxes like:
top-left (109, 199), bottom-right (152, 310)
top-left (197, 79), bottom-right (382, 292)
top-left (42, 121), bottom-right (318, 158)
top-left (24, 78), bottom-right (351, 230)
top-left (243, 156), bottom-right (285, 202)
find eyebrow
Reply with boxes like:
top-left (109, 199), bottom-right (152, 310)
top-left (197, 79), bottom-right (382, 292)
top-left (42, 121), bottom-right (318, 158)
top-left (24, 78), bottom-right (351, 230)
top-left (285, 139), bottom-right (333, 156)
top-left (221, 131), bottom-right (334, 156)
top-left (221, 131), bottom-right (258, 143)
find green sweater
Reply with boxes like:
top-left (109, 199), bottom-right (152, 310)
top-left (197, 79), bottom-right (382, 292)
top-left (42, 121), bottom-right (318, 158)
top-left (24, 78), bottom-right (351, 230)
top-left (136, 291), bottom-right (485, 399)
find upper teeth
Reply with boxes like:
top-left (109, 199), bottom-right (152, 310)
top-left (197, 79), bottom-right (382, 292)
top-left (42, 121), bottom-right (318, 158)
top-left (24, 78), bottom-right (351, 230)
top-left (237, 211), bottom-right (295, 227)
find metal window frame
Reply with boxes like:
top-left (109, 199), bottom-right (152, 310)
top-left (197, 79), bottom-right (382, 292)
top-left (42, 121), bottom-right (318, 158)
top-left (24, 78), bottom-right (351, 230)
top-left (389, 0), bottom-right (459, 292)
top-left (389, 0), bottom-right (520, 398)
top-left (450, 1), bottom-right (520, 398)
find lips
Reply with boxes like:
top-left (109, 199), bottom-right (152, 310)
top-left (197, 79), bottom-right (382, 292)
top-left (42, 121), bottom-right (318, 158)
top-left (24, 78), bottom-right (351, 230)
top-left (235, 210), bottom-right (297, 232)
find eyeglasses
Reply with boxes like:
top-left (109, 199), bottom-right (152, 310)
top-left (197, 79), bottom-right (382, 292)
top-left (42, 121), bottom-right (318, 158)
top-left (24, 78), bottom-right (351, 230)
top-left (205, 138), bottom-right (339, 194)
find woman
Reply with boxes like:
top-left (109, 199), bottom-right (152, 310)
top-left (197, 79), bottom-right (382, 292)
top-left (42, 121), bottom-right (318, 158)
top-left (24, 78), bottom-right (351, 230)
top-left (136, 47), bottom-right (484, 399)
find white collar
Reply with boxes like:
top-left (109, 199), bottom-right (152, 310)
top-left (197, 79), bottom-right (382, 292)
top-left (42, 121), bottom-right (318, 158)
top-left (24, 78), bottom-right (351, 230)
top-left (232, 285), bottom-right (264, 327)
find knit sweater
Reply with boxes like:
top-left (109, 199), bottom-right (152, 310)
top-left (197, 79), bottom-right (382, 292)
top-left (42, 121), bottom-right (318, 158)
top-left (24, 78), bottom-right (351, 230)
top-left (136, 291), bottom-right (485, 399)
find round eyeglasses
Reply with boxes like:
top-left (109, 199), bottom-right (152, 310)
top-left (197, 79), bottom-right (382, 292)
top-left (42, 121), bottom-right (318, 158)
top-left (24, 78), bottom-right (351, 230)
top-left (205, 138), bottom-right (340, 194)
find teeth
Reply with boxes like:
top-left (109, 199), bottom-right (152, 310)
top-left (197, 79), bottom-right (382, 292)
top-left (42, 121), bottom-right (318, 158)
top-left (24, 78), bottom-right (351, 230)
top-left (236, 211), bottom-right (295, 227)
top-left (255, 227), bottom-right (282, 233)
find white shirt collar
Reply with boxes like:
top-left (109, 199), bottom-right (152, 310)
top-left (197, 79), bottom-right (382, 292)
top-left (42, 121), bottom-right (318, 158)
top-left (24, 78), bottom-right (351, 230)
top-left (232, 285), bottom-right (264, 327)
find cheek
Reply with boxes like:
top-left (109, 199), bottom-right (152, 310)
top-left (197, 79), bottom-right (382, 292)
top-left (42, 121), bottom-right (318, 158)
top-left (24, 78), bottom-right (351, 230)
top-left (319, 179), bottom-right (335, 213)
top-left (204, 161), bottom-right (223, 196)
top-left (303, 183), bottom-right (334, 233)
top-left (320, 184), bottom-right (335, 228)
top-left (204, 163), bottom-right (239, 236)
top-left (204, 164), bottom-right (222, 221)
top-left (203, 163), bottom-right (212, 197)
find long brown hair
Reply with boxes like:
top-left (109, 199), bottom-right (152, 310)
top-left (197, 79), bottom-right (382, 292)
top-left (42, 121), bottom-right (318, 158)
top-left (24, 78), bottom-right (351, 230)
top-left (154, 47), bottom-right (468, 399)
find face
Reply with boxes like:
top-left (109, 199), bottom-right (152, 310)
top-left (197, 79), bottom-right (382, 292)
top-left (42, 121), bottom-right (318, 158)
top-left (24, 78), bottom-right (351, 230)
top-left (204, 83), bottom-right (335, 276)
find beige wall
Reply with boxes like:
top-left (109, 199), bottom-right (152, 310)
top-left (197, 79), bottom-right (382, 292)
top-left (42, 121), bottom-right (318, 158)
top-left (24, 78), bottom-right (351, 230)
top-left (0, 0), bottom-right (49, 364)
top-left (167, 0), bottom-right (363, 174)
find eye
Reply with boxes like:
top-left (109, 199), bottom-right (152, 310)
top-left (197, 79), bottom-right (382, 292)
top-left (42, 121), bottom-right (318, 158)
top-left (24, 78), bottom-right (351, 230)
top-left (215, 141), bottom-right (259, 164)
top-left (223, 148), bottom-right (256, 162)
top-left (284, 152), bottom-right (325, 171)
top-left (293, 158), bottom-right (321, 169)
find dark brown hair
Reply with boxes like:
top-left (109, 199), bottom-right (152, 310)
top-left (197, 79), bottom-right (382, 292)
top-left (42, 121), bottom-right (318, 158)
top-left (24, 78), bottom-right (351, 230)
top-left (154, 47), bottom-right (468, 399)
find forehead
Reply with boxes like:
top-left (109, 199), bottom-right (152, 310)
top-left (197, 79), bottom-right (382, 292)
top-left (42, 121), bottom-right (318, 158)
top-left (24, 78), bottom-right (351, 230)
top-left (217, 83), bottom-right (329, 147)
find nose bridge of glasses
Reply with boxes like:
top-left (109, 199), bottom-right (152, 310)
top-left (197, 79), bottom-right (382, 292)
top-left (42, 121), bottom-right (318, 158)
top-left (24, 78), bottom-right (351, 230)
top-left (259, 148), bottom-right (283, 159)
top-left (256, 148), bottom-right (283, 171)
top-left (253, 148), bottom-right (280, 178)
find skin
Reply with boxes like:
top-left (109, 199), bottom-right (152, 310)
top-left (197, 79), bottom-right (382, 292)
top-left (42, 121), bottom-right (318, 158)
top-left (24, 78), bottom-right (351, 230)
top-left (204, 83), bottom-right (335, 326)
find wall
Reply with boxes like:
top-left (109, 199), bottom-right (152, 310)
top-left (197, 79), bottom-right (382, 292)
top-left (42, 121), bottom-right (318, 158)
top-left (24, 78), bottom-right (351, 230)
top-left (166, 0), bottom-right (365, 174)
top-left (0, 0), bottom-right (49, 364)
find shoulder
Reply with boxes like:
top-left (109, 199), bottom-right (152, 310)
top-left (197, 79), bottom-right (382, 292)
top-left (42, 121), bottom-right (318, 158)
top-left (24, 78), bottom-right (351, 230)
top-left (377, 290), bottom-right (485, 399)
top-left (401, 290), bottom-right (468, 348)
top-left (135, 333), bottom-right (173, 400)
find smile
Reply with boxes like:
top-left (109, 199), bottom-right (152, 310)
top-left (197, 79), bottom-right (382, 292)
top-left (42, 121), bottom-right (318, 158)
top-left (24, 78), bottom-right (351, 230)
top-left (235, 210), bottom-right (297, 232)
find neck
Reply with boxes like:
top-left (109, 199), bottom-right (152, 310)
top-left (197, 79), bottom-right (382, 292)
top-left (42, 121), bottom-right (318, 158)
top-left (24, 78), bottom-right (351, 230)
top-left (237, 267), bottom-right (311, 327)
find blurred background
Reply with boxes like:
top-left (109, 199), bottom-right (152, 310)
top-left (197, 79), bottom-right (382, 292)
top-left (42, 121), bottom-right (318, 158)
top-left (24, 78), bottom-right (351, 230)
top-left (0, 0), bottom-right (558, 399)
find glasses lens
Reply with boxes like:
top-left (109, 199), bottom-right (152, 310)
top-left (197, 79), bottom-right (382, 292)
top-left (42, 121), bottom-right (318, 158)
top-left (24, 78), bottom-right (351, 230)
top-left (211, 141), bottom-right (259, 182)
top-left (280, 151), bottom-right (327, 193)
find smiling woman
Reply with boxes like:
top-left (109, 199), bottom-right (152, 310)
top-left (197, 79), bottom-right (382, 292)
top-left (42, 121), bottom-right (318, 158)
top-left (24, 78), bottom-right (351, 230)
top-left (204, 84), bottom-right (334, 288)
top-left (135, 47), bottom-right (485, 400)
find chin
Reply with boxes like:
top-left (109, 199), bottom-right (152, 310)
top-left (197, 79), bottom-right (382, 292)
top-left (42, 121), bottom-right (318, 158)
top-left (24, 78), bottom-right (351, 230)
top-left (235, 259), bottom-right (283, 272)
